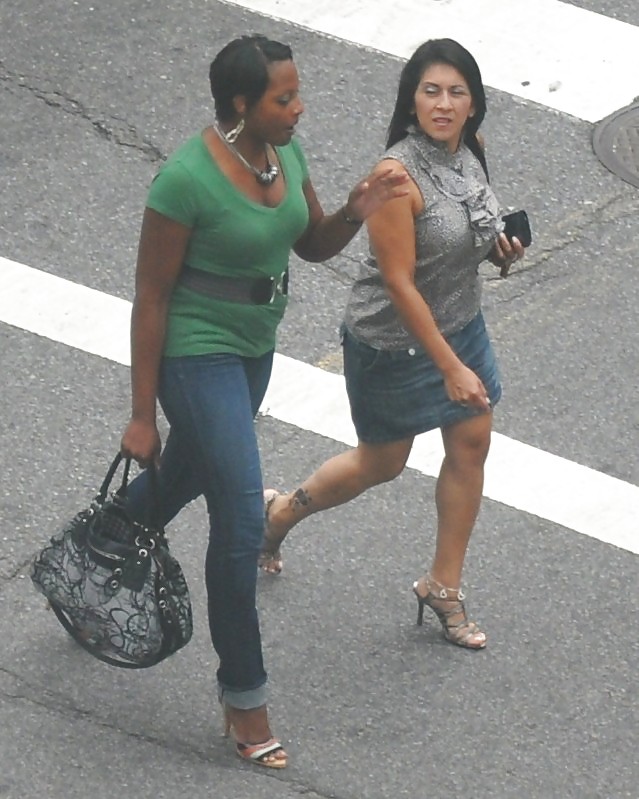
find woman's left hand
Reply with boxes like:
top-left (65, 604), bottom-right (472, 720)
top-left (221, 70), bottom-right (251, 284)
top-left (344, 166), bottom-right (410, 223)
top-left (489, 232), bottom-right (526, 277)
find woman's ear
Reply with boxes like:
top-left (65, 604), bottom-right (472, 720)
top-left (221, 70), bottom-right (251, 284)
top-left (232, 95), bottom-right (247, 117)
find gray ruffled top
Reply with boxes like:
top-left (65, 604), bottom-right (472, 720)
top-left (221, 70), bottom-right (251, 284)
top-left (344, 129), bottom-right (503, 348)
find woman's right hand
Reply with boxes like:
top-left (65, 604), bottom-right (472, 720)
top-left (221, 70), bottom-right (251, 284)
top-left (120, 418), bottom-right (161, 468)
top-left (443, 364), bottom-right (491, 411)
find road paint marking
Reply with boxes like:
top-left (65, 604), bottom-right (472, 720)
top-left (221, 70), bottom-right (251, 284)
top-left (2, 255), bottom-right (637, 555)
top-left (0, 259), bottom-right (132, 365)
top-left (221, 0), bottom-right (639, 123)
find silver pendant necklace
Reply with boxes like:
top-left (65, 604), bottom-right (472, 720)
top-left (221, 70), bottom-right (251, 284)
top-left (213, 123), bottom-right (279, 186)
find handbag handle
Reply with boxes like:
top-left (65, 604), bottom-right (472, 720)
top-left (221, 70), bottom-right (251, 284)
top-left (96, 453), bottom-right (163, 534)
top-left (96, 452), bottom-right (130, 503)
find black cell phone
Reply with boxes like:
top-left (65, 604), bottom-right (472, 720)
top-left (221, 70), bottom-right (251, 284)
top-left (502, 210), bottom-right (532, 248)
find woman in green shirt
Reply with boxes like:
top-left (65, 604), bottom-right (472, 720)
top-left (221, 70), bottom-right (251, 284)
top-left (120, 34), bottom-right (406, 769)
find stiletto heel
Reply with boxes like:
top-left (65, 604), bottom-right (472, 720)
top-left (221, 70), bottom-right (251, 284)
top-left (412, 574), bottom-right (486, 649)
top-left (221, 704), bottom-right (231, 738)
top-left (414, 587), bottom-right (425, 626)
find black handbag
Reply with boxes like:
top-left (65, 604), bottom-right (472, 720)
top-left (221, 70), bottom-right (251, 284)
top-left (31, 453), bottom-right (193, 668)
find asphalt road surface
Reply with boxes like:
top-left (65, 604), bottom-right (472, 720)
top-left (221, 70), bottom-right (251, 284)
top-left (1, 1), bottom-right (638, 797)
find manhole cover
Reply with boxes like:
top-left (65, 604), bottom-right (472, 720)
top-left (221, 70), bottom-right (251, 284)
top-left (593, 104), bottom-right (639, 188)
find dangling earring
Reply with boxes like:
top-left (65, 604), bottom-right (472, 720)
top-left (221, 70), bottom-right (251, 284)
top-left (225, 118), bottom-right (245, 144)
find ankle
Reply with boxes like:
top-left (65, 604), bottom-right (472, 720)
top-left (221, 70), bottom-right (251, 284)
top-left (226, 704), bottom-right (272, 744)
top-left (425, 572), bottom-right (465, 600)
top-left (266, 493), bottom-right (292, 538)
top-left (269, 488), bottom-right (312, 536)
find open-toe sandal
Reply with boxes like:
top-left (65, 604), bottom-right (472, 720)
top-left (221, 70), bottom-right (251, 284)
top-left (258, 489), bottom-right (285, 575)
top-left (412, 573), bottom-right (486, 649)
top-left (235, 737), bottom-right (288, 768)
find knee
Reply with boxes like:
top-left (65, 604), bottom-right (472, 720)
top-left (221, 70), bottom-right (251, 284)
top-left (378, 459), bottom-right (406, 483)
top-left (360, 449), bottom-right (407, 485)
top-left (468, 428), bottom-right (491, 458)
top-left (448, 430), bottom-right (491, 471)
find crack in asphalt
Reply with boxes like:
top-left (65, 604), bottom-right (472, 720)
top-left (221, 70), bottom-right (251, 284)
top-left (486, 190), bottom-right (639, 302)
top-left (0, 61), bottom-right (166, 163)
top-left (0, 666), bottom-right (344, 797)
top-left (0, 557), bottom-right (36, 589)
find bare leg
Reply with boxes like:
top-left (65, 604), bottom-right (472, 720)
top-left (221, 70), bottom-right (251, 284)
top-left (414, 412), bottom-right (492, 647)
top-left (262, 437), bottom-right (414, 566)
top-left (432, 412), bottom-right (492, 585)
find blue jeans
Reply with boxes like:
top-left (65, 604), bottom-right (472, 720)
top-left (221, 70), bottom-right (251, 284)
top-left (127, 350), bottom-right (273, 709)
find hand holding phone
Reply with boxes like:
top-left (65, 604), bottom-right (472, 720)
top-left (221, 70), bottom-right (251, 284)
top-left (502, 210), bottom-right (532, 248)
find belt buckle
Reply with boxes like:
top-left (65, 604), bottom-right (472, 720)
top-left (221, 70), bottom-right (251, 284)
top-left (268, 271), bottom-right (289, 304)
top-left (251, 277), bottom-right (274, 305)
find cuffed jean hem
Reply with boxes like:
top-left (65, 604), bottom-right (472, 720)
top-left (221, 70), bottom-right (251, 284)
top-left (218, 681), bottom-right (268, 710)
top-left (127, 350), bottom-right (274, 699)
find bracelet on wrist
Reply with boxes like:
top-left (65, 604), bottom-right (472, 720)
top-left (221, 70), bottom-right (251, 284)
top-left (340, 206), bottom-right (362, 226)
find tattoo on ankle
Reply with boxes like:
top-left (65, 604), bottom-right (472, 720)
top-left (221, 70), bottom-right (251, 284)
top-left (290, 488), bottom-right (312, 511)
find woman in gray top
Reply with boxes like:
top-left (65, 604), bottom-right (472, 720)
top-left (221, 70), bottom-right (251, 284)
top-left (261, 39), bottom-right (525, 649)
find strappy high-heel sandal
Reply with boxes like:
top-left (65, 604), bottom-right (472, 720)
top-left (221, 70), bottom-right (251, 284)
top-left (412, 573), bottom-right (487, 649)
top-left (258, 489), bottom-right (285, 575)
top-left (221, 702), bottom-right (288, 769)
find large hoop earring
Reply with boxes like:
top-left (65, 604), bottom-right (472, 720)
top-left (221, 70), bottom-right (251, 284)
top-left (225, 118), bottom-right (245, 143)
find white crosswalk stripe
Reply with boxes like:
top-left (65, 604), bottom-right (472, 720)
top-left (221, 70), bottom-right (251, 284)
top-left (221, 0), bottom-right (639, 122)
top-left (1, 255), bottom-right (638, 555)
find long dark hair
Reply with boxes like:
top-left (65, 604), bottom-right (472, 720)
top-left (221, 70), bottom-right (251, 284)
top-left (386, 39), bottom-right (489, 179)
top-left (209, 34), bottom-right (293, 122)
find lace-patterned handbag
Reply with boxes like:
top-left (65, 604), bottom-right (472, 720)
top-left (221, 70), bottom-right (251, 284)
top-left (31, 453), bottom-right (193, 668)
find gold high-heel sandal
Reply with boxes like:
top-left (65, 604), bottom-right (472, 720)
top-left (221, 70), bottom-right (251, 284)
top-left (258, 489), bottom-right (285, 575)
top-left (221, 702), bottom-right (288, 769)
top-left (412, 573), bottom-right (487, 649)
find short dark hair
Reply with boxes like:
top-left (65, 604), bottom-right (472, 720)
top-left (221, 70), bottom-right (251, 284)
top-left (209, 34), bottom-right (293, 121)
top-left (386, 39), bottom-right (489, 178)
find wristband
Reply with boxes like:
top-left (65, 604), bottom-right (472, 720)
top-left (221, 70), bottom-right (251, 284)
top-left (340, 206), bottom-right (362, 226)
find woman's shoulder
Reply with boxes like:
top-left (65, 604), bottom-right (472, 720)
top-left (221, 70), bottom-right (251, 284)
top-left (375, 136), bottom-right (423, 177)
top-left (147, 135), bottom-right (210, 208)
top-left (374, 152), bottom-right (411, 178)
top-left (381, 137), bottom-right (414, 159)
top-left (162, 134), bottom-right (208, 170)
top-left (151, 135), bottom-right (212, 191)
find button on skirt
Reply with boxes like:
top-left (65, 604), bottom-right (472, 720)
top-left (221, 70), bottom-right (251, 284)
top-left (342, 311), bottom-right (502, 443)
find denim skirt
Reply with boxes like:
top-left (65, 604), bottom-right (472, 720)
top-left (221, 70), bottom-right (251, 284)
top-left (342, 311), bottom-right (502, 443)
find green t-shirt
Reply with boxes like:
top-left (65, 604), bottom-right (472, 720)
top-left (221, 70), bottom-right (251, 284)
top-left (146, 134), bottom-right (310, 357)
